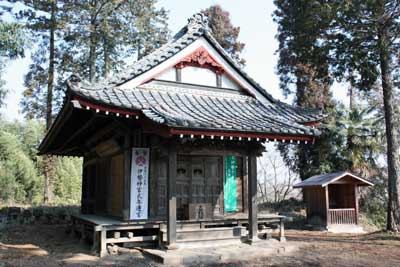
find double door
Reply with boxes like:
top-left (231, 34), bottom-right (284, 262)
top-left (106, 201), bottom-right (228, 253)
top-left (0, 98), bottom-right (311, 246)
top-left (176, 156), bottom-right (223, 220)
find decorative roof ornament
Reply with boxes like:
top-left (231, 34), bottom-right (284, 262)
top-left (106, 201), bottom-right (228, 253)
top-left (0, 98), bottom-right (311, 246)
top-left (187, 13), bottom-right (210, 32)
top-left (176, 47), bottom-right (224, 74)
top-left (68, 74), bottom-right (81, 84)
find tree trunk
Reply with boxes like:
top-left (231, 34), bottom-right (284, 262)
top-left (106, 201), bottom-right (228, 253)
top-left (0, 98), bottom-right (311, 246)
top-left (349, 85), bottom-right (355, 110)
top-left (89, 5), bottom-right (97, 82)
top-left (43, 0), bottom-right (57, 204)
top-left (379, 27), bottom-right (400, 232)
top-left (46, 0), bottom-right (56, 129)
top-left (103, 33), bottom-right (109, 78)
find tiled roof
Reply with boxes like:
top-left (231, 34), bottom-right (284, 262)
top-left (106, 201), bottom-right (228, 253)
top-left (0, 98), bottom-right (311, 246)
top-left (70, 81), bottom-right (321, 136)
top-left (70, 13), bottom-right (322, 118)
top-left (293, 172), bottom-right (374, 188)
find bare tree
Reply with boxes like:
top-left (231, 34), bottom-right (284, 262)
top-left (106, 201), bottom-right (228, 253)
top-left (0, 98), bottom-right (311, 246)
top-left (257, 151), bottom-right (299, 203)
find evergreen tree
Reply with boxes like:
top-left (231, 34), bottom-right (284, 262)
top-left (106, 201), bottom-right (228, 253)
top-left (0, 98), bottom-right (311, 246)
top-left (62, 0), bottom-right (169, 82)
top-left (330, 0), bottom-right (400, 232)
top-left (275, 0), bottom-right (400, 231)
top-left (16, 0), bottom-right (169, 203)
top-left (201, 5), bottom-right (246, 66)
top-left (273, 0), bottom-right (336, 181)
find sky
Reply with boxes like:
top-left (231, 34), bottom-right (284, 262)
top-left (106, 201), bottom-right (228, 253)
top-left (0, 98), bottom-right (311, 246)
top-left (0, 0), bottom-right (348, 121)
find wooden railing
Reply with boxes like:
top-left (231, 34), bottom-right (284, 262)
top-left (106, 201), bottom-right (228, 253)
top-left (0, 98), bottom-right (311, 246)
top-left (329, 208), bottom-right (357, 225)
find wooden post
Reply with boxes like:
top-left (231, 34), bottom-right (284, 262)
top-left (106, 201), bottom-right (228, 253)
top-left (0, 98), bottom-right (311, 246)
top-left (247, 154), bottom-right (258, 243)
top-left (123, 133), bottom-right (132, 220)
top-left (99, 229), bottom-right (107, 257)
top-left (167, 141), bottom-right (177, 248)
top-left (279, 218), bottom-right (286, 242)
top-left (325, 186), bottom-right (330, 227)
top-left (354, 184), bottom-right (359, 225)
top-left (243, 156), bottom-right (248, 213)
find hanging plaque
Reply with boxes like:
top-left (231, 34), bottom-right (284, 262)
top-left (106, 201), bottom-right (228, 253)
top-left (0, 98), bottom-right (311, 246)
top-left (224, 155), bottom-right (237, 212)
top-left (130, 148), bottom-right (149, 220)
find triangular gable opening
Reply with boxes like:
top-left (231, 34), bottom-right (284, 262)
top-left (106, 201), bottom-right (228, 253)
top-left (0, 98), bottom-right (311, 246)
top-left (118, 36), bottom-right (264, 100)
top-left (153, 46), bottom-right (244, 92)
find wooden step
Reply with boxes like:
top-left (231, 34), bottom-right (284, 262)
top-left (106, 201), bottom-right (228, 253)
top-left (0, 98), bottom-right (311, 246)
top-left (160, 226), bottom-right (245, 244)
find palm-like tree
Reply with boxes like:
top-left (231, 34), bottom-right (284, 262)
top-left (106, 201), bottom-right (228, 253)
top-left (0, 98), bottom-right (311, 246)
top-left (328, 105), bottom-right (383, 177)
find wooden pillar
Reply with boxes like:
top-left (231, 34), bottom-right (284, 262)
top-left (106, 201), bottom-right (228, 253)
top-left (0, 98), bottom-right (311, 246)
top-left (279, 218), bottom-right (286, 242)
top-left (354, 185), bottom-right (359, 225)
top-left (123, 133), bottom-right (132, 220)
top-left (247, 154), bottom-right (258, 243)
top-left (99, 229), bottom-right (107, 257)
top-left (325, 186), bottom-right (330, 227)
top-left (167, 141), bottom-right (177, 248)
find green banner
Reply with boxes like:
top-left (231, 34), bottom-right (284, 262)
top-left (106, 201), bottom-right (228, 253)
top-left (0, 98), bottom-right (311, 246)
top-left (224, 155), bottom-right (237, 212)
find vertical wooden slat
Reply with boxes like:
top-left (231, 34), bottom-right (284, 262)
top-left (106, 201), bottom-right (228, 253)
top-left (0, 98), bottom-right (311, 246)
top-left (247, 154), bottom-right (258, 243)
top-left (167, 141), bottom-right (177, 247)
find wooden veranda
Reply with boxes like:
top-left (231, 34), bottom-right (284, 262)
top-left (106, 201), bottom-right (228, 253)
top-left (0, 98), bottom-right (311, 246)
top-left (71, 213), bottom-right (286, 256)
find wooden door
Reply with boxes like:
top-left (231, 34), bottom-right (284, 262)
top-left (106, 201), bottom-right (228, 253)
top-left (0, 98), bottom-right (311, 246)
top-left (191, 158), bottom-right (206, 204)
top-left (176, 158), bottom-right (190, 220)
top-left (205, 157), bottom-right (223, 217)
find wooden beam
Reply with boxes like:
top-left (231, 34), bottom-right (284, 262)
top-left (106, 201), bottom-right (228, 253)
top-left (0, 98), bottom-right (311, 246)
top-left (167, 141), bottom-right (177, 248)
top-left (123, 133), bottom-right (132, 220)
top-left (247, 154), bottom-right (258, 243)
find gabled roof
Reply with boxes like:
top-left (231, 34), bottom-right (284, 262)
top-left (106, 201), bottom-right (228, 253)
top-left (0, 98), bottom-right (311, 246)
top-left (68, 13), bottom-right (323, 124)
top-left (293, 172), bottom-right (374, 188)
top-left (73, 13), bottom-right (276, 102)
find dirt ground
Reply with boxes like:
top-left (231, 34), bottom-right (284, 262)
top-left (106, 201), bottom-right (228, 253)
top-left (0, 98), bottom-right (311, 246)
top-left (1, 224), bottom-right (399, 267)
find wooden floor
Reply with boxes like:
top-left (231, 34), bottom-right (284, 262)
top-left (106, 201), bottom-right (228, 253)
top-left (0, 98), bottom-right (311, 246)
top-left (73, 213), bottom-right (285, 227)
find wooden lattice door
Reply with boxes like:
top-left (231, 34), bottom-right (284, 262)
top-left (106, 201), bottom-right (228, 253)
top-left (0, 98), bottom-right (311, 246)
top-left (204, 157), bottom-right (223, 217)
top-left (176, 158), bottom-right (190, 220)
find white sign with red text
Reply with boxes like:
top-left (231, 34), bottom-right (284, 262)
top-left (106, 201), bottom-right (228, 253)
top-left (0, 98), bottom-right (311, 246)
top-left (130, 148), bottom-right (149, 220)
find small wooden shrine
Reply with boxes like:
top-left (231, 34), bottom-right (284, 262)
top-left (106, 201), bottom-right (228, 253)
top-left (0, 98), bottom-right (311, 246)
top-left (39, 13), bottom-right (324, 255)
top-left (294, 172), bottom-right (373, 230)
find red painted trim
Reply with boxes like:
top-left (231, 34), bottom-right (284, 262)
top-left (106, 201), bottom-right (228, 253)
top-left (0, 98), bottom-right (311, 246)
top-left (169, 128), bottom-right (314, 142)
top-left (72, 96), bottom-right (141, 116)
top-left (303, 121), bottom-right (321, 127)
top-left (176, 61), bottom-right (224, 74)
